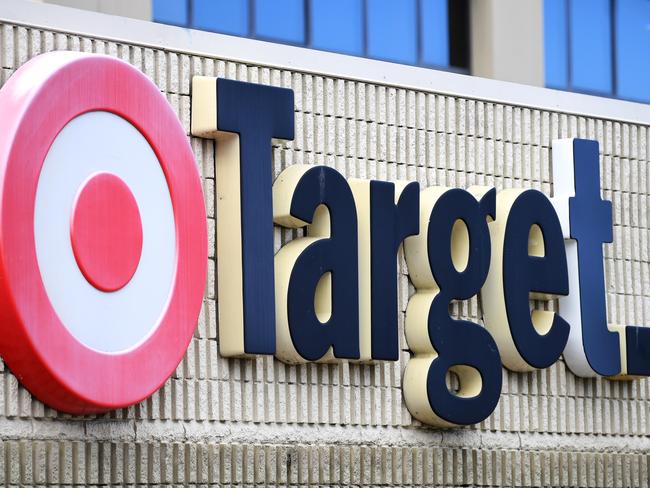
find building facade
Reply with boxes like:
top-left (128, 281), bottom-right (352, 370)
top-left (1, 0), bottom-right (650, 486)
top-left (38, 0), bottom-right (650, 104)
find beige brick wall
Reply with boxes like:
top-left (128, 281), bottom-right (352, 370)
top-left (0, 18), bottom-right (649, 487)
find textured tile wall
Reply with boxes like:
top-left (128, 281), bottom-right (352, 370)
top-left (1, 22), bottom-right (649, 487)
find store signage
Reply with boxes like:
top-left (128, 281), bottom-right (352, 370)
top-left (192, 76), bottom-right (650, 428)
top-left (0, 52), bottom-right (647, 424)
top-left (0, 52), bottom-right (207, 413)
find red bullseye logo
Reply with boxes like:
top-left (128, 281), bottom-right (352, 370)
top-left (0, 52), bottom-right (207, 413)
top-left (71, 173), bottom-right (144, 292)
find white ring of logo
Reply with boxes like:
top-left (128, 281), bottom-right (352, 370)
top-left (34, 111), bottom-right (176, 353)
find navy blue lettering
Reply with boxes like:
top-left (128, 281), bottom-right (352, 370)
top-left (503, 190), bottom-right (570, 368)
top-left (286, 166), bottom-right (360, 361)
top-left (370, 181), bottom-right (419, 360)
top-left (216, 79), bottom-right (294, 354)
top-left (569, 139), bottom-right (620, 375)
top-left (425, 188), bottom-right (502, 425)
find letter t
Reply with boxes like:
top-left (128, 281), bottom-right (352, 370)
top-left (192, 77), bottom-right (294, 356)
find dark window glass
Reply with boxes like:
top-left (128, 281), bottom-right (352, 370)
top-left (570, 0), bottom-right (613, 94)
top-left (448, 0), bottom-right (470, 70)
top-left (420, 0), bottom-right (449, 66)
top-left (254, 0), bottom-right (305, 44)
top-left (544, 0), bottom-right (569, 89)
top-left (615, 0), bottom-right (650, 102)
top-left (311, 0), bottom-right (364, 55)
top-left (153, 0), bottom-right (189, 26)
top-left (367, 0), bottom-right (418, 64)
top-left (192, 0), bottom-right (249, 36)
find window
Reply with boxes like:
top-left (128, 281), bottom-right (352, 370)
top-left (544, 0), bottom-right (650, 103)
top-left (152, 0), bottom-right (469, 73)
top-left (420, 0), bottom-right (449, 67)
top-left (192, 0), bottom-right (248, 36)
top-left (543, 0), bottom-right (569, 89)
top-left (311, 0), bottom-right (364, 56)
top-left (152, 0), bottom-right (188, 27)
top-left (570, 0), bottom-right (612, 94)
top-left (367, 0), bottom-right (418, 64)
top-left (615, 0), bottom-right (650, 103)
top-left (254, 0), bottom-right (305, 44)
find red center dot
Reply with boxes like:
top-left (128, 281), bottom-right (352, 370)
top-left (71, 172), bottom-right (143, 292)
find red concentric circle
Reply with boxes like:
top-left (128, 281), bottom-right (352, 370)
top-left (71, 172), bottom-right (143, 292)
top-left (0, 52), bottom-right (207, 413)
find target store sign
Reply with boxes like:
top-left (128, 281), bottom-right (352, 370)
top-left (0, 52), bottom-right (207, 413)
top-left (2, 51), bottom-right (649, 424)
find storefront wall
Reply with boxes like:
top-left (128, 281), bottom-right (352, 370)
top-left (1, 2), bottom-right (650, 486)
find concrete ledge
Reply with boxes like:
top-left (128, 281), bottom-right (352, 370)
top-left (1, 417), bottom-right (649, 453)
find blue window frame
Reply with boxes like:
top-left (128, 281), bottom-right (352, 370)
top-left (615, 0), bottom-right (650, 103)
top-left (254, 0), bottom-right (305, 44)
top-left (153, 0), bottom-right (189, 27)
top-left (311, 0), bottom-right (364, 55)
top-left (367, 0), bottom-right (418, 64)
top-left (192, 0), bottom-right (249, 36)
